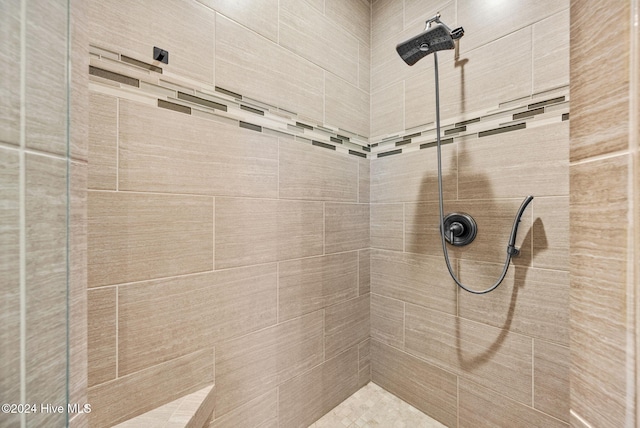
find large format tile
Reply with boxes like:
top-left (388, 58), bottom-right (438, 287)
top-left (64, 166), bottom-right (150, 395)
top-left (405, 304), bottom-right (533, 405)
top-left (371, 203), bottom-right (404, 251)
top-left (325, 203), bottom-right (370, 253)
top-left (370, 340), bottom-right (457, 427)
top-left (215, 311), bottom-right (324, 416)
top-left (358, 157), bottom-right (370, 203)
top-left (570, 1), bottom-right (630, 161)
top-left (359, 249), bottom-right (371, 295)
top-left (534, 340), bottom-right (569, 422)
top-left (0, 149), bottom-right (19, 428)
top-left (371, 82), bottom-right (404, 137)
top-left (279, 347), bottom-right (359, 428)
top-left (25, 154), bottom-right (68, 427)
top-left (458, 122), bottom-right (569, 199)
top-left (278, 252), bottom-right (358, 322)
top-left (88, 349), bottom-right (214, 427)
top-left (216, 15), bottom-right (324, 122)
top-left (325, 73), bottom-right (370, 137)
top-left (88, 93), bottom-right (117, 190)
top-left (458, 261), bottom-right (569, 345)
top-left (119, 100), bottom-right (278, 198)
top-left (88, 192), bottom-right (214, 287)
top-left (370, 250), bottom-right (457, 315)
top-left (325, 0), bottom-right (371, 45)
top-left (570, 155), bottom-right (629, 427)
top-left (532, 197), bottom-right (569, 271)
top-left (457, 0), bottom-right (568, 53)
top-left (279, 139), bottom-right (359, 202)
top-left (458, 379), bottom-right (568, 428)
top-left (118, 264), bottom-right (277, 376)
top-left (88, 0), bottom-right (215, 83)
top-left (87, 287), bottom-right (116, 386)
top-left (325, 295), bottom-right (370, 359)
top-left (210, 389), bottom-right (278, 428)
top-left (280, 0), bottom-right (360, 86)
top-left (25, 1), bottom-right (68, 157)
top-left (0, 4), bottom-right (20, 145)
top-left (358, 339), bottom-right (371, 387)
top-left (370, 293), bottom-right (404, 348)
top-left (215, 198), bottom-right (323, 269)
top-left (533, 10), bottom-right (570, 92)
top-left (196, 0), bottom-right (278, 42)
top-left (371, 143), bottom-right (457, 203)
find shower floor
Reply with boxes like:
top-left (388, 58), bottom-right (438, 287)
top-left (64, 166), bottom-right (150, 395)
top-left (309, 382), bottom-right (446, 428)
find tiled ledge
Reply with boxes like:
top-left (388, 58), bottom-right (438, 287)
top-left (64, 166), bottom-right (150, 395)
top-left (113, 384), bottom-right (215, 428)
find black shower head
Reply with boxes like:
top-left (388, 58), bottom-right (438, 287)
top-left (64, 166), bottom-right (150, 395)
top-left (396, 16), bottom-right (464, 66)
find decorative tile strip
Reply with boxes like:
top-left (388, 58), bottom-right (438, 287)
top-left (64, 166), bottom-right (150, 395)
top-left (88, 44), bottom-right (370, 159)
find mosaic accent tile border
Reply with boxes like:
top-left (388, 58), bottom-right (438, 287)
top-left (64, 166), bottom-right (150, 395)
top-left (87, 45), bottom-right (370, 158)
top-left (370, 87), bottom-right (569, 159)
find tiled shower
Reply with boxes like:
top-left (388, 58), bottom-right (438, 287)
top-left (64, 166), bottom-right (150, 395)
top-left (1, 0), bottom-right (639, 427)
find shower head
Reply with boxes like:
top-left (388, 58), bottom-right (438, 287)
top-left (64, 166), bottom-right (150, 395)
top-left (396, 15), bottom-right (464, 66)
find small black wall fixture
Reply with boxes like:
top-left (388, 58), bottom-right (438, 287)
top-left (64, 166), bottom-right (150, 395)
top-left (153, 47), bottom-right (169, 64)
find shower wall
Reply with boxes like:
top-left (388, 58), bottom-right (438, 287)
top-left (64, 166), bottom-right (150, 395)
top-left (569, 1), bottom-right (640, 426)
top-left (369, 1), bottom-right (570, 426)
top-left (85, 0), bottom-right (371, 426)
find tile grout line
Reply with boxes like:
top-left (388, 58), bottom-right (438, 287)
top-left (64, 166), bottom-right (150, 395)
top-left (19, 0), bottom-right (27, 425)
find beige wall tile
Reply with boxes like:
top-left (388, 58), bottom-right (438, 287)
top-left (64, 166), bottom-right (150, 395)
top-left (405, 199), bottom-right (532, 265)
top-left (458, 123), bottom-right (569, 199)
top-left (403, 0), bottom-right (456, 30)
top-left (88, 93), bottom-right (117, 190)
top-left (88, 0), bottom-right (215, 83)
top-left (87, 287), bottom-right (116, 386)
top-left (25, 1), bottom-right (68, 157)
top-left (88, 192), bottom-right (214, 287)
top-left (458, 261), bottom-right (569, 345)
top-left (325, 203), bottom-right (370, 253)
top-left (69, 160), bottom-right (88, 406)
top-left (359, 249), bottom-right (371, 295)
top-left (278, 252), bottom-right (358, 322)
top-left (0, 5), bottom-right (20, 145)
top-left (458, 379), bottom-right (568, 428)
top-left (533, 10), bottom-right (570, 92)
top-left (359, 156), bottom-right (370, 203)
top-left (325, 73), bottom-right (370, 137)
top-left (119, 100), bottom-right (278, 198)
top-left (370, 340), bottom-right (457, 427)
top-left (279, 347), bottom-right (359, 428)
top-left (533, 197), bottom-right (569, 271)
top-left (371, 203), bottom-right (403, 250)
top-left (570, 155), bottom-right (629, 427)
top-left (216, 15), bottom-right (324, 122)
top-left (215, 198), bottom-right (324, 269)
top-left (457, 0), bottom-right (568, 53)
top-left (371, 294), bottom-right (404, 348)
top-left (88, 349), bottom-right (214, 427)
top-left (215, 311), bottom-right (324, 416)
top-left (280, 0), bottom-right (360, 86)
top-left (370, 249), bottom-right (457, 315)
top-left (570, 1), bottom-right (629, 161)
top-left (358, 338), bottom-right (371, 387)
top-left (371, 0), bottom-right (403, 50)
top-left (371, 82), bottom-right (404, 137)
top-left (279, 139), bottom-right (359, 202)
top-left (25, 154), bottom-right (68, 427)
top-left (118, 265), bottom-right (277, 376)
top-left (210, 389), bottom-right (277, 428)
top-left (196, 0), bottom-right (278, 42)
top-left (359, 41), bottom-right (371, 93)
top-left (405, 28), bottom-right (532, 128)
top-left (534, 340), bottom-right (569, 422)
top-left (69, 0), bottom-right (89, 162)
top-left (0, 148), bottom-right (19, 427)
top-left (325, 0), bottom-right (371, 45)
top-left (325, 294), bottom-right (370, 359)
top-left (371, 144), bottom-right (457, 203)
top-left (405, 304), bottom-right (533, 405)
